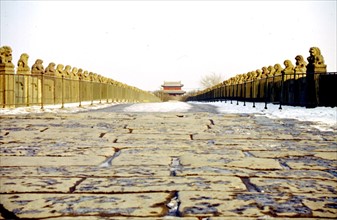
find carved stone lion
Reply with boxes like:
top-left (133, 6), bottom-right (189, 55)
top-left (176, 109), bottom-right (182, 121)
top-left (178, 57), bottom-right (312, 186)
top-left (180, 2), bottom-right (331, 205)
top-left (17, 53), bottom-right (30, 72)
top-left (56, 64), bottom-right (64, 77)
top-left (64, 65), bottom-right (72, 78)
top-left (274, 64), bottom-right (282, 75)
top-left (267, 65), bottom-right (275, 76)
top-left (294, 55), bottom-right (307, 73)
top-left (261, 66), bottom-right (269, 78)
top-left (0, 46), bottom-right (14, 67)
top-left (77, 68), bottom-right (84, 79)
top-left (45, 62), bottom-right (56, 76)
top-left (282, 60), bottom-right (294, 74)
top-left (307, 47), bottom-right (325, 68)
top-left (71, 67), bottom-right (78, 80)
top-left (31, 59), bottom-right (44, 75)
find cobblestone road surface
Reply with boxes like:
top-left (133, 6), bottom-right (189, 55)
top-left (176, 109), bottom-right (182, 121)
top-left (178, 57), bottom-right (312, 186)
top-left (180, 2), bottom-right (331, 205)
top-left (1, 103), bottom-right (336, 219)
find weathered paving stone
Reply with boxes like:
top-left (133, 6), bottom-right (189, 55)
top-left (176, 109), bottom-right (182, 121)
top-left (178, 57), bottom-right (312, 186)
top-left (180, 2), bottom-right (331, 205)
top-left (179, 150), bottom-right (245, 166)
top-left (0, 110), bottom-right (336, 219)
top-left (0, 177), bottom-right (83, 193)
top-left (0, 155), bottom-right (106, 166)
top-left (225, 157), bottom-right (284, 170)
top-left (0, 165), bottom-right (170, 178)
top-left (179, 191), bottom-right (264, 217)
top-left (179, 191), bottom-right (337, 218)
top-left (249, 178), bottom-right (337, 194)
top-left (301, 194), bottom-right (337, 218)
top-left (179, 166), bottom-right (337, 180)
top-left (249, 150), bottom-right (337, 160)
top-left (76, 176), bottom-right (246, 193)
top-left (284, 156), bottom-right (337, 170)
top-left (0, 193), bottom-right (168, 218)
top-left (248, 169), bottom-right (337, 181)
top-left (249, 150), bottom-right (318, 158)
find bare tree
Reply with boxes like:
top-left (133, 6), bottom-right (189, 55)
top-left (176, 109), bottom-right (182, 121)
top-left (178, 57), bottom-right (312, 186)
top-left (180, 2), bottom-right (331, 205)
top-left (200, 72), bottom-right (224, 89)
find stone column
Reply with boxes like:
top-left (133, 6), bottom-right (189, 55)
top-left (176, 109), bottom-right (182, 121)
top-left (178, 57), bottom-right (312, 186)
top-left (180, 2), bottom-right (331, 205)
top-left (16, 53), bottom-right (31, 106)
top-left (63, 65), bottom-right (72, 104)
top-left (306, 47), bottom-right (327, 108)
top-left (31, 59), bottom-right (44, 105)
top-left (71, 67), bottom-right (79, 103)
top-left (54, 64), bottom-right (64, 104)
top-left (44, 62), bottom-right (56, 104)
top-left (0, 46), bottom-right (15, 108)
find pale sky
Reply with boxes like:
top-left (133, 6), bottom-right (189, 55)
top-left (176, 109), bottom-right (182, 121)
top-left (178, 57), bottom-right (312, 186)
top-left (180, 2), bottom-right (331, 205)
top-left (1, 0), bottom-right (336, 92)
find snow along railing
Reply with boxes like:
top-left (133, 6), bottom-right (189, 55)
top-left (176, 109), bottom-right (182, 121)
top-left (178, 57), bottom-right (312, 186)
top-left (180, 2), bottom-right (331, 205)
top-left (187, 47), bottom-right (336, 108)
top-left (0, 46), bottom-right (161, 108)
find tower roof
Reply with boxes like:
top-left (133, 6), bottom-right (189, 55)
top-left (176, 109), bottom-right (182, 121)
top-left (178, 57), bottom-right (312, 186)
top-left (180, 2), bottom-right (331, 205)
top-left (161, 81), bottom-right (184, 87)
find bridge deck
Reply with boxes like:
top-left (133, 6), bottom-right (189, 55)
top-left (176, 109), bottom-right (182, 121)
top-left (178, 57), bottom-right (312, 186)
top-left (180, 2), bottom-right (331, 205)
top-left (0, 104), bottom-right (336, 219)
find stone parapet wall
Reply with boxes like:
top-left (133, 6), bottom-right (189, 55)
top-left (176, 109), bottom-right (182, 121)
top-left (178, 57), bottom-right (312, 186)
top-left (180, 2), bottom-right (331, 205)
top-left (0, 46), bottom-right (161, 108)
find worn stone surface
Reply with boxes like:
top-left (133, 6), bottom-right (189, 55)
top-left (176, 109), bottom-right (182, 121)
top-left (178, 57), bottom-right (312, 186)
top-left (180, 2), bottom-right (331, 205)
top-left (0, 108), bottom-right (336, 219)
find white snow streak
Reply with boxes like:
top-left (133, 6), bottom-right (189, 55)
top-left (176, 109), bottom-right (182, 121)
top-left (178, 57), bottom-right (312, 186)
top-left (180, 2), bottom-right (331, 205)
top-left (0, 101), bottom-right (118, 115)
top-left (198, 101), bottom-right (337, 131)
top-left (123, 101), bottom-right (191, 112)
top-left (1, 101), bottom-right (335, 131)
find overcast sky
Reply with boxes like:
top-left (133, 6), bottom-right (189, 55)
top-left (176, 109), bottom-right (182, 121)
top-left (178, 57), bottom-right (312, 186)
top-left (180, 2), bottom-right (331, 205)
top-left (1, 0), bottom-right (336, 92)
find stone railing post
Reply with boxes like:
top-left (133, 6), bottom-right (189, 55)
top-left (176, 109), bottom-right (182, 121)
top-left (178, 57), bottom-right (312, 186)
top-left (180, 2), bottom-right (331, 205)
top-left (0, 64), bottom-right (15, 108)
top-left (61, 75), bottom-right (64, 108)
top-left (264, 75), bottom-right (269, 109)
top-left (16, 53), bottom-right (31, 106)
top-left (0, 46), bottom-right (15, 108)
top-left (243, 81), bottom-right (246, 106)
top-left (306, 47), bottom-right (327, 108)
top-left (90, 78), bottom-right (94, 105)
top-left (79, 76), bottom-right (82, 107)
top-left (279, 71), bottom-right (285, 110)
top-left (41, 73), bottom-right (44, 109)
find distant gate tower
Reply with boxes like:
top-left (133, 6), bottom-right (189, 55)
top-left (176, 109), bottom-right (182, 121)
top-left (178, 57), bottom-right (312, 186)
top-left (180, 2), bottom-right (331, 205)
top-left (161, 81), bottom-right (186, 96)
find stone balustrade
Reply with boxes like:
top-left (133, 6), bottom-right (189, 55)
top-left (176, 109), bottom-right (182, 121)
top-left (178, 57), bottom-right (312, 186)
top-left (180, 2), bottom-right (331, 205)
top-left (0, 46), bottom-right (161, 108)
top-left (187, 47), bottom-right (336, 108)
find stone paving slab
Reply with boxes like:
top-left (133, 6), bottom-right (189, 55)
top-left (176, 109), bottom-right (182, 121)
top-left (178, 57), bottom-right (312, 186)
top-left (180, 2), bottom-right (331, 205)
top-left (249, 178), bottom-right (336, 194)
top-left (0, 165), bottom-right (170, 178)
top-left (179, 166), bottom-right (337, 180)
top-left (179, 191), bottom-right (337, 218)
top-left (0, 156), bottom-right (106, 166)
top-left (0, 193), bottom-right (167, 219)
top-left (0, 110), bottom-right (336, 219)
top-left (76, 176), bottom-right (245, 193)
top-left (1, 165), bottom-right (336, 181)
top-left (0, 177), bottom-right (82, 193)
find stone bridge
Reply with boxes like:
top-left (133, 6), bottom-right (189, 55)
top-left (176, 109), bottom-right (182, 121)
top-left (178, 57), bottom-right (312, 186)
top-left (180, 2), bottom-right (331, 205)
top-left (0, 46), bottom-right (336, 219)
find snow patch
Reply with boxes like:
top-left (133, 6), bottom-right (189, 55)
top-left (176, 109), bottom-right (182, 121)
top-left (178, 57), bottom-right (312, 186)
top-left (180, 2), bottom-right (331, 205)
top-left (195, 101), bottom-right (337, 131)
top-left (0, 101), bottom-right (118, 115)
top-left (123, 101), bottom-right (192, 112)
top-left (1, 100), bottom-right (336, 132)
